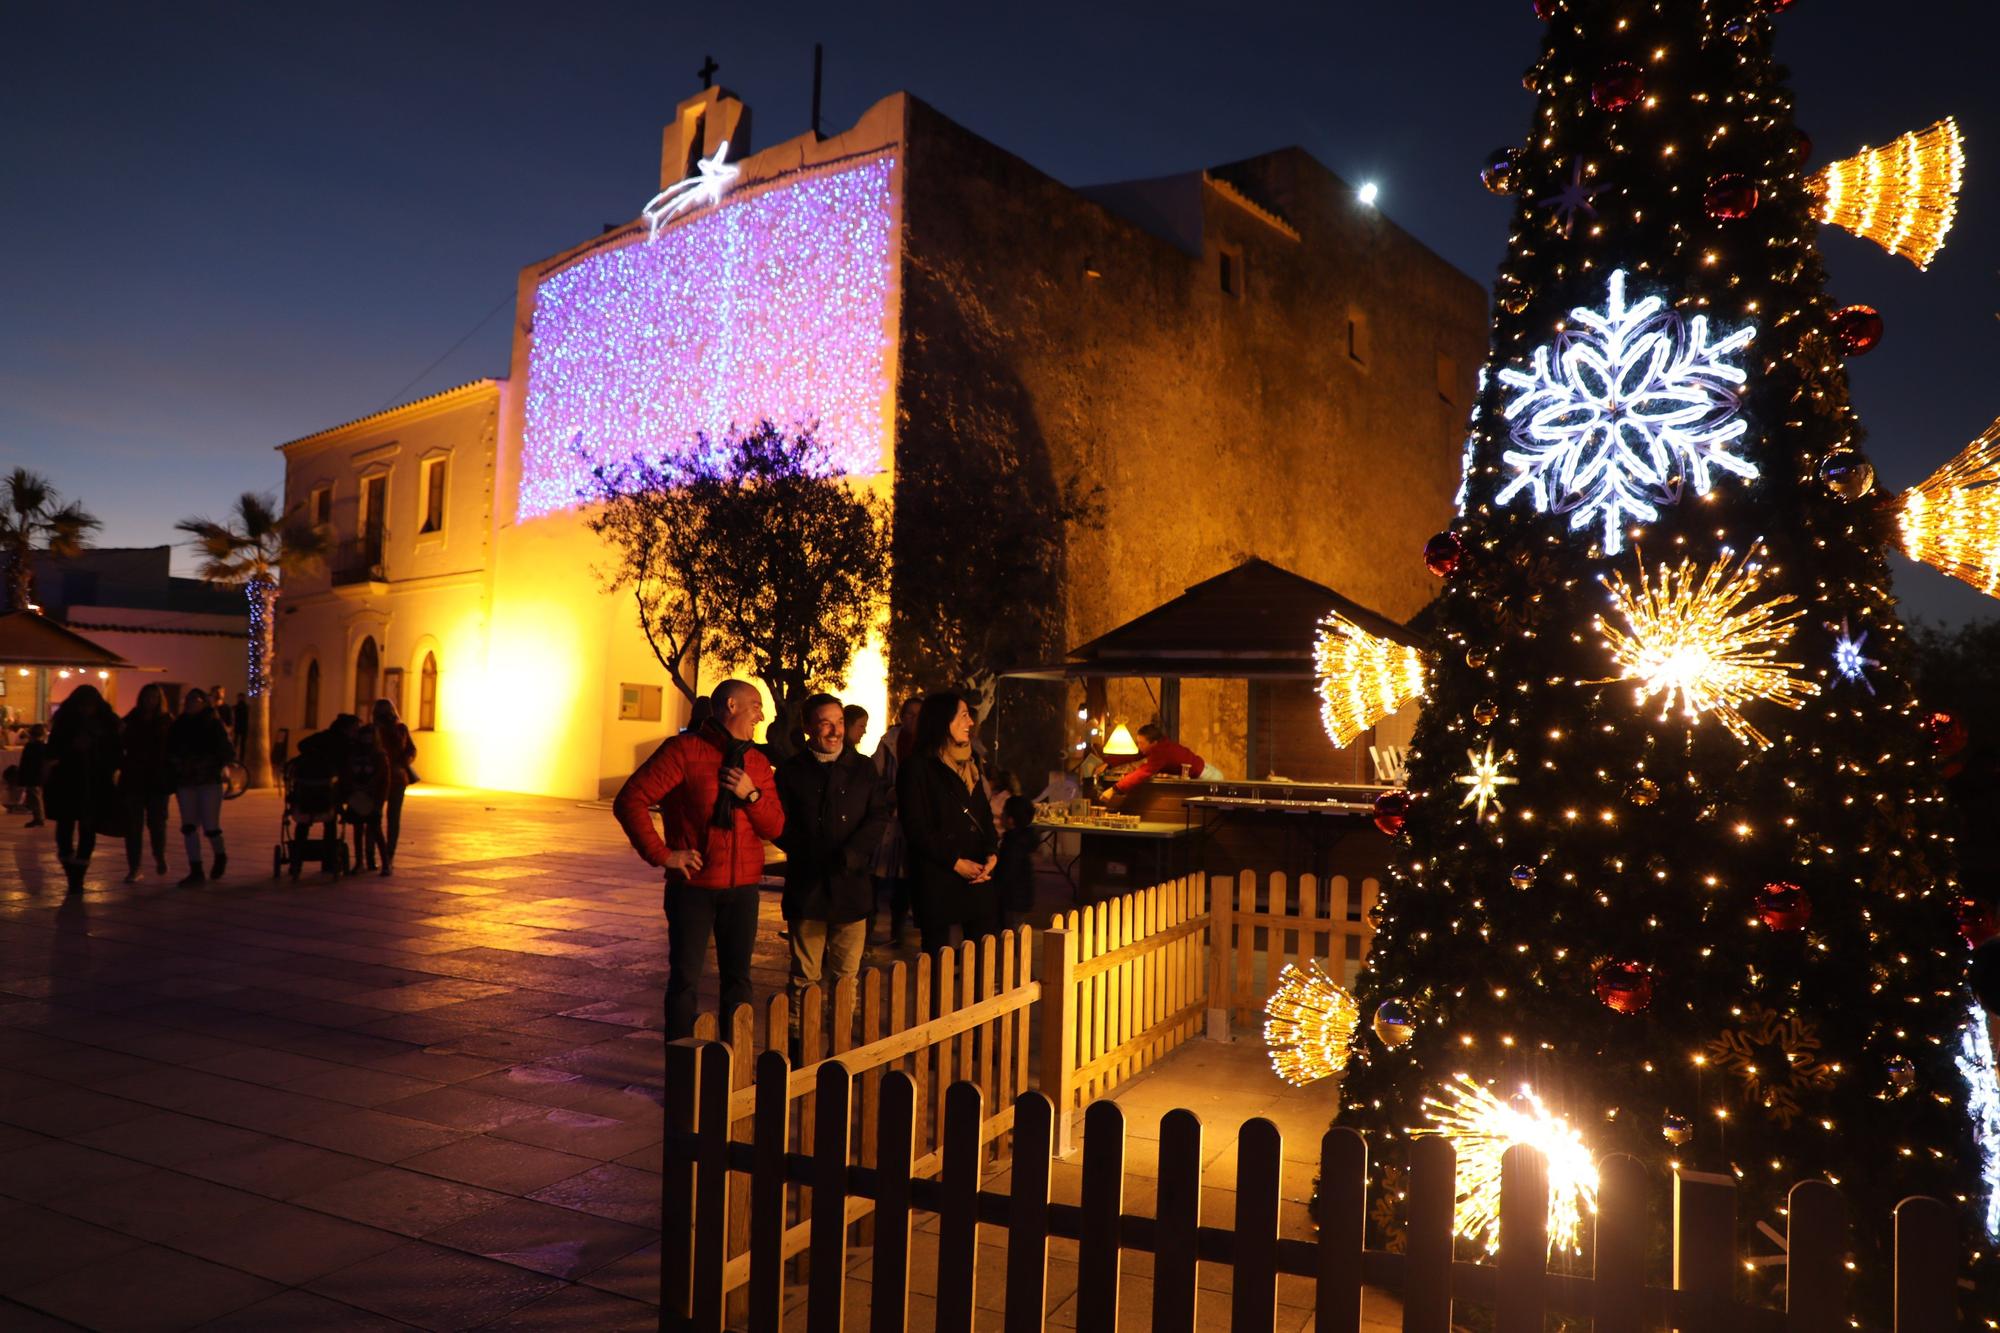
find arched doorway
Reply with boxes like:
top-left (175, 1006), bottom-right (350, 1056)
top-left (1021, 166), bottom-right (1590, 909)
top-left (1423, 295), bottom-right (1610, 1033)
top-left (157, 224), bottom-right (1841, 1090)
top-left (303, 659), bottom-right (321, 730)
top-left (418, 651), bottom-right (438, 732)
top-left (354, 637), bottom-right (379, 715)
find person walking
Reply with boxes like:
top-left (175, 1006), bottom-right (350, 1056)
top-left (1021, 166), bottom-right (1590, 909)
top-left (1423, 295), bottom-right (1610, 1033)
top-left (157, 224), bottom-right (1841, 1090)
top-left (897, 692), bottom-right (999, 953)
top-left (18, 722), bottom-right (49, 826)
top-left (370, 698), bottom-right (417, 874)
top-left (167, 688), bottom-right (234, 886)
top-left (613, 678), bottom-right (784, 1039)
top-left (343, 717), bottom-right (388, 872)
top-left (44, 686), bottom-right (122, 894)
top-left (118, 683), bottom-right (174, 882)
top-left (776, 694), bottom-right (891, 1027)
top-left (870, 696), bottom-right (921, 944)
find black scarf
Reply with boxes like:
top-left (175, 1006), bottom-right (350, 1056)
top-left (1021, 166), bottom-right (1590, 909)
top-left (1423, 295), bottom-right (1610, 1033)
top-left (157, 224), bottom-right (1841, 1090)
top-left (705, 723), bottom-right (755, 829)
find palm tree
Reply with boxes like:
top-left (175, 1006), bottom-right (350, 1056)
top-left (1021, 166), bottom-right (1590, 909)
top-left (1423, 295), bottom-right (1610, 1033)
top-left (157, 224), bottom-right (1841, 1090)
top-left (1, 468), bottom-right (100, 611)
top-left (177, 493), bottom-right (328, 788)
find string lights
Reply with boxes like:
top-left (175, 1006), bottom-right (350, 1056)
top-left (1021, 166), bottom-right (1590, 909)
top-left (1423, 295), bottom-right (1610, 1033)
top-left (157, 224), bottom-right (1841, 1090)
top-left (1808, 117), bottom-right (1965, 270)
top-left (519, 156), bottom-right (896, 520)
top-left (1955, 1004), bottom-right (2000, 1243)
top-left (1893, 414), bottom-right (2000, 597)
top-left (642, 140), bottom-right (741, 239)
top-left (1595, 548), bottom-right (1819, 749)
top-left (1264, 961), bottom-right (1361, 1086)
top-left (1314, 612), bottom-right (1426, 748)
top-left (1415, 1074), bottom-right (1600, 1256)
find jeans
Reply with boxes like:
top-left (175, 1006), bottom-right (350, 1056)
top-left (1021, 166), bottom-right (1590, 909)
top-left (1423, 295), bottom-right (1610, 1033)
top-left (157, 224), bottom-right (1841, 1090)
top-left (176, 784), bottom-right (224, 870)
top-left (125, 791), bottom-right (168, 871)
top-left (664, 882), bottom-right (761, 1039)
top-left (788, 916), bottom-right (868, 1029)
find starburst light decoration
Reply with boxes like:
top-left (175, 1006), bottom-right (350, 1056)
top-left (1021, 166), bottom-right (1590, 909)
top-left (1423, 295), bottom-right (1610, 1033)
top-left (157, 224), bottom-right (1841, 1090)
top-left (519, 156), bottom-right (896, 520)
top-left (642, 140), bottom-right (742, 239)
top-left (1955, 1003), bottom-right (2000, 1242)
top-left (1454, 742), bottom-right (1518, 820)
top-left (1537, 160), bottom-right (1603, 238)
top-left (1596, 548), bottom-right (1819, 749)
top-left (1314, 612), bottom-right (1426, 747)
top-left (1892, 414), bottom-right (2000, 597)
top-left (1415, 1074), bottom-right (1600, 1256)
top-left (1495, 269), bottom-right (1756, 555)
top-left (1831, 617), bottom-right (1880, 695)
top-left (1808, 117), bottom-right (1965, 270)
top-left (1263, 961), bottom-right (1361, 1086)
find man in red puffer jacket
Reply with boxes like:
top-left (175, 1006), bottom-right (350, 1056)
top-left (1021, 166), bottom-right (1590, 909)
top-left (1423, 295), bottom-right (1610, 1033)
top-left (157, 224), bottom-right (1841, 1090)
top-left (615, 679), bottom-right (784, 1037)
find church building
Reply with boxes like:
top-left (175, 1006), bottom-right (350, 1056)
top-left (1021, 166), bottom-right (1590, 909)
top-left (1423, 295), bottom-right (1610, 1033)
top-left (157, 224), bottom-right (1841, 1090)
top-left (273, 84), bottom-right (1486, 798)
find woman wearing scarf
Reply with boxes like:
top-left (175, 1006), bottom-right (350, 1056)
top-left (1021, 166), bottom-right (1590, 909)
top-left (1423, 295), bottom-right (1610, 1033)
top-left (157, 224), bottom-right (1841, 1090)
top-left (896, 692), bottom-right (999, 953)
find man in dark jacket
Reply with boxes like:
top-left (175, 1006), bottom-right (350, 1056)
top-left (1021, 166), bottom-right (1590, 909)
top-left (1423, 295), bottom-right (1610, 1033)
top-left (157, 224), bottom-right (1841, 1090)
top-left (614, 678), bottom-right (784, 1038)
top-left (776, 694), bottom-right (892, 1021)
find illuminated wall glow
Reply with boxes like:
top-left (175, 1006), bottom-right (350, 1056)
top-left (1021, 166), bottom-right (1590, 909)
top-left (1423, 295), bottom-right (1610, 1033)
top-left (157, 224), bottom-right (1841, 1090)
top-left (518, 155), bottom-right (897, 521)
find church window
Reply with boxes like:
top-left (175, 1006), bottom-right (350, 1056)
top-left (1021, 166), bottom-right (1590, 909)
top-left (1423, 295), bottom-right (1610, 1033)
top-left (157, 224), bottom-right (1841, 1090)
top-left (418, 652), bottom-right (437, 732)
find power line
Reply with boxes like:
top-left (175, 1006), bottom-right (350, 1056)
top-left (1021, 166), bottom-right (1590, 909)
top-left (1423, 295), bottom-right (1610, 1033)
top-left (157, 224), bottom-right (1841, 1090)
top-left (370, 289), bottom-right (516, 415)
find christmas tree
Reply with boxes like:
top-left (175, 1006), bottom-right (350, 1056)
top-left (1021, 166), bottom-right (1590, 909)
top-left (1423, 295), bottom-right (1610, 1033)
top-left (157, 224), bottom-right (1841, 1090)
top-left (1327, 0), bottom-right (1991, 1316)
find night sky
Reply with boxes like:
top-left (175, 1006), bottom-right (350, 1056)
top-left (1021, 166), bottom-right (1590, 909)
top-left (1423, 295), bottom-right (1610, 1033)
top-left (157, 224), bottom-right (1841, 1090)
top-left (6, 0), bottom-right (1997, 623)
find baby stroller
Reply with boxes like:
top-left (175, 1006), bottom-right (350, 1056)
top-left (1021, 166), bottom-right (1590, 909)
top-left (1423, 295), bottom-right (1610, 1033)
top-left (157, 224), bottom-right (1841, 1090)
top-left (275, 750), bottom-right (350, 879)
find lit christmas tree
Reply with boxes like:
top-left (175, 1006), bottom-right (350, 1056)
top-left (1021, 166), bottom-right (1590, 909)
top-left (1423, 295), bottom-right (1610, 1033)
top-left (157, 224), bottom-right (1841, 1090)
top-left (1329, 0), bottom-right (1990, 1316)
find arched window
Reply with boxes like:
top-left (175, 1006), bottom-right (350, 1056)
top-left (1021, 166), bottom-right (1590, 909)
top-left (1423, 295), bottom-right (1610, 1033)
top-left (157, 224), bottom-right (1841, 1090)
top-left (303, 659), bottom-right (321, 730)
top-left (354, 637), bottom-right (379, 715)
top-left (418, 651), bottom-right (438, 732)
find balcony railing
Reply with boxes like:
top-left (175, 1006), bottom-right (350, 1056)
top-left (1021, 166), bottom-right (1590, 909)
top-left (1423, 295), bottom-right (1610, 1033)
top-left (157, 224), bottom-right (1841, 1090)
top-left (327, 536), bottom-right (387, 587)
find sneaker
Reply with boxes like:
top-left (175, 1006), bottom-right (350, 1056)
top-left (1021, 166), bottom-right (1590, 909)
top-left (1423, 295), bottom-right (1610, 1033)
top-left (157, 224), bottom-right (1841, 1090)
top-left (209, 852), bottom-right (227, 880)
top-left (178, 869), bottom-right (206, 888)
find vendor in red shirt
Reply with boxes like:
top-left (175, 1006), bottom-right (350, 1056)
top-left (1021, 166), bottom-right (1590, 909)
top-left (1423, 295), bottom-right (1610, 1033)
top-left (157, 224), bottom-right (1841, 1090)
top-left (614, 679), bottom-right (784, 1038)
top-left (1107, 724), bottom-right (1207, 797)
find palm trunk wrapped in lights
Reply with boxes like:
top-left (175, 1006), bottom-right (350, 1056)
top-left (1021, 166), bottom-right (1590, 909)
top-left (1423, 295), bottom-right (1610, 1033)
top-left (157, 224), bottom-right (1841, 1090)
top-left (1807, 117), bottom-right (1965, 270)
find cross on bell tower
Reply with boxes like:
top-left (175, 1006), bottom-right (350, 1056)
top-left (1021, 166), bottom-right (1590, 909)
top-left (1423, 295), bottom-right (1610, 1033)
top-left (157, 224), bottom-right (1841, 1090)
top-left (697, 55), bottom-right (719, 89)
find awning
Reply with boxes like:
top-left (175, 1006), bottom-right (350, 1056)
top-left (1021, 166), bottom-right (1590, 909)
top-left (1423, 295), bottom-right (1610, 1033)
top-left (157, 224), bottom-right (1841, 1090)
top-left (1007, 558), bottom-right (1424, 681)
top-left (0, 611), bottom-right (142, 670)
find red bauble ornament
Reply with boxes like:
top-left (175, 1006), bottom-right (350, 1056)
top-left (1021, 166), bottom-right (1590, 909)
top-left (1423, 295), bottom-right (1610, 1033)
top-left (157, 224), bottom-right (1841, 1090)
top-left (1424, 531), bottom-right (1464, 577)
top-left (1591, 63), bottom-right (1645, 111)
top-left (1372, 790), bottom-right (1411, 837)
top-left (1768, 0), bottom-right (1797, 11)
top-left (1594, 960), bottom-right (1655, 1014)
top-left (1793, 128), bottom-right (1813, 162)
top-left (1957, 897), bottom-right (2000, 949)
top-left (1704, 174), bottom-right (1760, 221)
top-left (1756, 882), bottom-right (1812, 931)
top-left (1533, 0), bottom-right (1557, 17)
top-left (1832, 304), bottom-right (1884, 356)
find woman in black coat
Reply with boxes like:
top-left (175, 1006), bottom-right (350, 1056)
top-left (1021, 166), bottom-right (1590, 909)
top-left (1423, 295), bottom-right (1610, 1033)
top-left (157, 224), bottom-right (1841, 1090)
top-left (168, 688), bottom-right (235, 886)
top-left (119, 683), bottom-right (174, 881)
top-left (44, 685), bottom-right (122, 894)
top-left (896, 692), bottom-right (999, 953)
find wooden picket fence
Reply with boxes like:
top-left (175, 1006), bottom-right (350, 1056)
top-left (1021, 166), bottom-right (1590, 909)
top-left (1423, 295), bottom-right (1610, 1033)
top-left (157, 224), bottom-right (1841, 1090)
top-left (662, 1049), bottom-right (1964, 1332)
top-left (1210, 870), bottom-right (1382, 1027)
top-left (685, 928), bottom-right (1038, 1320)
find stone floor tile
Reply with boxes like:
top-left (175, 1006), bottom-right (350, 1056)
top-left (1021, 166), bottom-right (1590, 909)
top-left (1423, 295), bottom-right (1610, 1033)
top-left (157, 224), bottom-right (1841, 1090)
top-left (0, 1139), bottom-right (155, 1204)
top-left (170, 1198), bottom-right (408, 1286)
top-left (0, 1121), bottom-right (47, 1153)
top-left (526, 1162), bottom-right (661, 1229)
top-left (0, 1297), bottom-right (88, 1330)
top-left (374, 1085), bottom-right (552, 1132)
top-left (21, 1043), bottom-right (162, 1085)
top-left (427, 1197), bottom-right (653, 1278)
top-left (488, 1107), bottom-right (659, 1161)
top-left (363, 1048), bottom-right (511, 1084)
top-left (191, 1287), bottom-right (414, 1330)
top-left (0, 1203), bottom-right (147, 1295)
top-left (469, 1281), bottom-right (659, 1331)
top-left (278, 1063), bottom-right (446, 1108)
top-left (293, 1165), bottom-right (510, 1237)
top-left (187, 1046), bottom-right (351, 1087)
top-left (179, 1138), bottom-right (382, 1200)
top-left (69, 1111), bottom-right (273, 1167)
top-left (281, 1106), bottom-right (474, 1162)
top-left (307, 1240), bottom-right (564, 1330)
top-left (400, 1135), bottom-right (603, 1195)
top-left (11, 1241), bottom-right (280, 1332)
top-left (576, 1239), bottom-right (661, 1305)
top-left (0, 1086), bottom-right (160, 1138)
top-left (53, 1168), bottom-right (269, 1243)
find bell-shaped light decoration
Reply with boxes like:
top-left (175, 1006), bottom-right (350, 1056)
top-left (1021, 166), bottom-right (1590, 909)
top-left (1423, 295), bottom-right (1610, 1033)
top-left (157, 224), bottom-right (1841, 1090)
top-left (1893, 413), bottom-right (2000, 597)
top-left (1808, 117), bottom-right (1965, 270)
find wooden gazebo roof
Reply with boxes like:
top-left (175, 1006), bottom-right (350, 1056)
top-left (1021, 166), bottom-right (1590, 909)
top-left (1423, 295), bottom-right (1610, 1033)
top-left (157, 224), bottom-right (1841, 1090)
top-left (0, 612), bottom-right (137, 670)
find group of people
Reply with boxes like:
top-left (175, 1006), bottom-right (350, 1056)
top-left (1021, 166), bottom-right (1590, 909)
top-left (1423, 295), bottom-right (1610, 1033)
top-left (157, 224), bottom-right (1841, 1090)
top-left (4, 684), bottom-right (235, 893)
top-left (289, 700), bottom-right (419, 875)
top-left (613, 681), bottom-right (1039, 1039)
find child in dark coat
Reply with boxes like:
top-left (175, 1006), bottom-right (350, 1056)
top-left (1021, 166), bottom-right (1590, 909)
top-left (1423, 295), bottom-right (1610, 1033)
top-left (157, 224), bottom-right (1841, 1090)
top-left (18, 724), bottom-right (48, 826)
top-left (995, 795), bottom-right (1039, 932)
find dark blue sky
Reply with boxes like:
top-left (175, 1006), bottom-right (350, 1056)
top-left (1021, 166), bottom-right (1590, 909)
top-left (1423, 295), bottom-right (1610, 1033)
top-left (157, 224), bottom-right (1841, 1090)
top-left (5, 0), bottom-right (1996, 623)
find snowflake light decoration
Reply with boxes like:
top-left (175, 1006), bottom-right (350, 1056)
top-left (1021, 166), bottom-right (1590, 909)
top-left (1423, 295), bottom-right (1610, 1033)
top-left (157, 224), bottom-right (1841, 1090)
top-left (1955, 1003), bottom-right (2000, 1242)
top-left (1495, 269), bottom-right (1757, 554)
top-left (1596, 547), bottom-right (1819, 749)
top-left (1831, 617), bottom-right (1881, 695)
top-left (1704, 1005), bottom-right (1835, 1129)
top-left (1415, 1075), bottom-right (1600, 1256)
top-left (1454, 742), bottom-right (1518, 821)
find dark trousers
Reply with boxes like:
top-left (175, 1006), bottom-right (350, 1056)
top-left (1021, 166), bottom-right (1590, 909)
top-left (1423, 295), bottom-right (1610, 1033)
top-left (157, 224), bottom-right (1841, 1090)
top-left (915, 882), bottom-right (999, 955)
top-left (874, 874), bottom-right (911, 936)
top-left (383, 784), bottom-right (407, 862)
top-left (55, 818), bottom-right (97, 867)
top-left (124, 791), bottom-right (168, 871)
top-left (664, 882), bottom-right (760, 1039)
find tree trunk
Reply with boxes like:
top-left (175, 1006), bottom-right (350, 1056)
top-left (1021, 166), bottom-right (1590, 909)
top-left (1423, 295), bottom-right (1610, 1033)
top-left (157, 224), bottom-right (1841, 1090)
top-left (5, 548), bottom-right (30, 614)
top-left (243, 579), bottom-right (277, 788)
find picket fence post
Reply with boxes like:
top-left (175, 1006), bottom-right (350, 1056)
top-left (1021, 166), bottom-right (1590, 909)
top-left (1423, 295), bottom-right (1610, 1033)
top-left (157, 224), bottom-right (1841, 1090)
top-left (1038, 926), bottom-right (1076, 1156)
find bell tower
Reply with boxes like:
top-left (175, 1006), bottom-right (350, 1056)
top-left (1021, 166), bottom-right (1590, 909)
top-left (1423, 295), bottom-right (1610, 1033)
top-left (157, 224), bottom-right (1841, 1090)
top-left (660, 84), bottom-right (752, 190)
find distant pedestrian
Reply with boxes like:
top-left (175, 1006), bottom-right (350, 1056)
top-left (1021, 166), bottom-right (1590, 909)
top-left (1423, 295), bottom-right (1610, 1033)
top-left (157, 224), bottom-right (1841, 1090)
top-left (343, 719), bottom-right (387, 872)
top-left (371, 698), bottom-right (417, 874)
top-left (614, 678), bottom-right (784, 1039)
top-left (870, 696), bottom-right (921, 944)
top-left (776, 694), bottom-right (891, 1025)
top-left (168, 688), bottom-right (234, 886)
top-left (995, 794), bottom-right (1039, 932)
top-left (210, 686), bottom-right (231, 737)
top-left (44, 686), bottom-right (121, 894)
top-left (119, 683), bottom-right (174, 882)
top-left (232, 694), bottom-right (249, 762)
top-left (898, 692), bottom-right (999, 953)
top-left (18, 723), bottom-right (48, 826)
top-left (841, 703), bottom-right (869, 751)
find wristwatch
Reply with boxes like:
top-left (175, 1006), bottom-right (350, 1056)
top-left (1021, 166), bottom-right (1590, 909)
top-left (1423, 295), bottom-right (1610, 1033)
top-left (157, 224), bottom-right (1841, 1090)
top-left (745, 787), bottom-right (761, 804)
